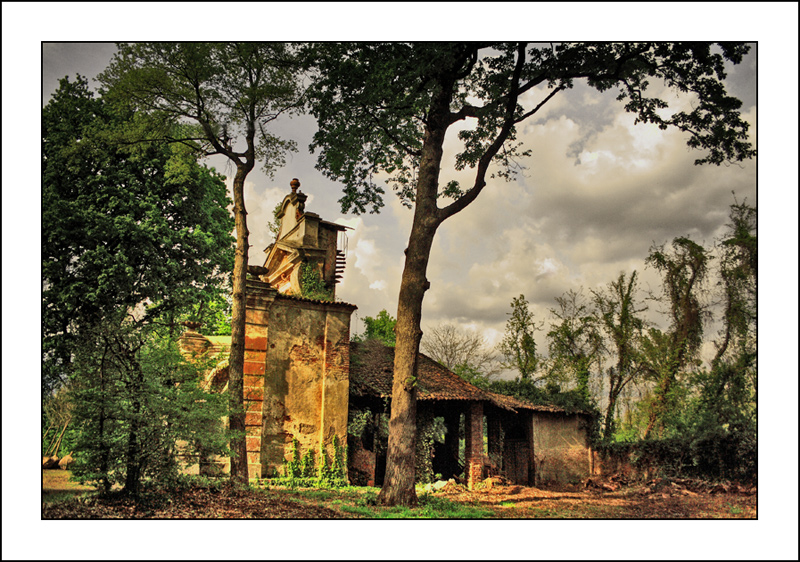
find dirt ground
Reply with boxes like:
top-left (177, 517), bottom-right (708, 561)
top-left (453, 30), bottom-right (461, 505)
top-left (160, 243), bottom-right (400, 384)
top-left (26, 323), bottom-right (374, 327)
top-left (42, 470), bottom-right (756, 519)
top-left (433, 478), bottom-right (757, 519)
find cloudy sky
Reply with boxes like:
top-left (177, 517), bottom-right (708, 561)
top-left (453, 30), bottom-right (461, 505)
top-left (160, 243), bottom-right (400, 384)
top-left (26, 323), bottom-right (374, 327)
top-left (41, 41), bottom-right (757, 356)
top-left (6, 3), bottom-right (799, 559)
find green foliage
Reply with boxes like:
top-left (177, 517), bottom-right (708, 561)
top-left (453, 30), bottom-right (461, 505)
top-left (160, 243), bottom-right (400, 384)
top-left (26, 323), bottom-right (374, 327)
top-left (414, 409), bottom-right (436, 484)
top-left (590, 273), bottom-right (647, 440)
top-left (69, 318), bottom-right (230, 495)
top-left (306, 43), bottom-right (754, 217)
top-left (354, 309), bottom-right (397, 347)
top-left (191, 290), bottom-right (233, 336)
top-left (488, 379), bottom-right (599, 418)
top-left (280, 436), bottom-right (348, 488)
top-left (267, 201), bottom-right (283, 241)
top-left (597, 425), bottom-right (756, 483)
top-left (299, 448), bottom-right (316, 479)
top-left (547, 288), bottom-right (604, 403)
top-left (298, 262), bottom-right (333, 301)
top-left (42, 75), bottom-right (235, 393)
top-left (330, 435), bottom-right (347, 482)
top-left (453, 363), bottom-right (492, 390)
top-left (99, 43), bottom-right (301, 177)
top-left (347, 408), bottom-right (373, 439)
top-left (641, 238), bottom-right (711, 438)
top-left (42, 385), bottom-right (77, 457)
top-left (499, 295), bottom-right (541, 380)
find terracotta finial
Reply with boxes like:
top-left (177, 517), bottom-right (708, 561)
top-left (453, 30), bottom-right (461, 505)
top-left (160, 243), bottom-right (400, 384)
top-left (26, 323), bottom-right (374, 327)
top-left (290, 178), bottom-right (300, 192)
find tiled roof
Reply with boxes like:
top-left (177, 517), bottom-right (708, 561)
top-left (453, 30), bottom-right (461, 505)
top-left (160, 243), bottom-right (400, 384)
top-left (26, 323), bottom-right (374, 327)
top-left (349, 340), bottom-right (567, 413)
top-left (482, 389), bottom-right (568, 413)
top-left (276, 292), bottom-right (358, 309)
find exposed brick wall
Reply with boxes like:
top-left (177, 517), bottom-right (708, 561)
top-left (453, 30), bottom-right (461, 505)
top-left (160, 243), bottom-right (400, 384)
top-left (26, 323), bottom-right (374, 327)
top-left (242, 280), bottom-right (273, 478)
top-left (464, 401), bottom-right (485, 489)
top-left (251, 281), bottom-right (356, 478)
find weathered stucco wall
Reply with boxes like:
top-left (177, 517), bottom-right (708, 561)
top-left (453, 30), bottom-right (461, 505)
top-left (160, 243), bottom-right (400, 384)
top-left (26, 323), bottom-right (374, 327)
top-left (246, 281), bottom-right (355, 477)
top-left (532, 412), bottom-right (592, 485)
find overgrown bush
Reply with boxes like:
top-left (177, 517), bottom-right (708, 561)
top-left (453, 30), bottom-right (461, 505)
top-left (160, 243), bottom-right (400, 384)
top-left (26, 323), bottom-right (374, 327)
top-left (596, 425), bottom-right (757, 483)
top-left (69, 318), bottom-right (230, 495)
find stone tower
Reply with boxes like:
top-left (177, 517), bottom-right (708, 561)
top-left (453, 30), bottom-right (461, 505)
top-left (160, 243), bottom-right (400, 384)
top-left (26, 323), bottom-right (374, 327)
top-left (260, 178), bottom-right (348, 298)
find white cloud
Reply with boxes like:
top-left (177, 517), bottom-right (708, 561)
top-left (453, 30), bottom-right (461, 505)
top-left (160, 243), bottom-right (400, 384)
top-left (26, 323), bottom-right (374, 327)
top-left (369, 279), bottom-right (387, 291)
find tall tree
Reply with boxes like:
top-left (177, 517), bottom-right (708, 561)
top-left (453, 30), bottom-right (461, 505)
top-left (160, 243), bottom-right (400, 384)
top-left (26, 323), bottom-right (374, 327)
top-left (547, 288), bottom-right (603, 405)
top-left (591, 272), bottom-right (647, 440)
top-left (43, 75), bottom-right (234, 392)
top-left (499, 294), bottom-right (542, 381)
top-left (712, 198), bottom-right (757, 368)
top-left (306, 42), bottom-right (755, 505)
top-left (70, 314), bottom-right (229, 496)
top-left (42, 76), bottom-right (236, 495)
top-left (695, 198), bottom-right (757, 432)
top-left (643, 237), bottom-right (710, 438)
top-left (99, 43), bottom-right (301, 483)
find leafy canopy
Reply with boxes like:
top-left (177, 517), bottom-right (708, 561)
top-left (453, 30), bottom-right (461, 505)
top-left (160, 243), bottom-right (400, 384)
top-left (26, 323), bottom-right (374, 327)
top-left (499, 295), bottom-right (541, 380)
top-left (42, 75), bottom-right (235, 391)
top-left (306, 42), bottom-right (755, 216)
top-left (356, 309), bottom-right (398, 347)
top-left (99, 42), bottom-right (300, 174)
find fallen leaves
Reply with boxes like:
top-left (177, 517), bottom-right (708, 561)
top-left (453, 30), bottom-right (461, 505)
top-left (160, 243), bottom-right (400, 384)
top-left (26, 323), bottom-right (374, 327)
top-left (42, 484), bottom-right (345, 519)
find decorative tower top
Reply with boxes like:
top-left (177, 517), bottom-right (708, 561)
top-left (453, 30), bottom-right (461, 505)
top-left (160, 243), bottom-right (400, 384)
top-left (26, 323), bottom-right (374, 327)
top-left (290, 178), bottom-right (300, 192)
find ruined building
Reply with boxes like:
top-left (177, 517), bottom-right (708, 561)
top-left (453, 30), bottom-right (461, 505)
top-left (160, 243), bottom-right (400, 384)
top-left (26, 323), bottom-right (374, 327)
top-left (180, 179), bottom-right (594, 488)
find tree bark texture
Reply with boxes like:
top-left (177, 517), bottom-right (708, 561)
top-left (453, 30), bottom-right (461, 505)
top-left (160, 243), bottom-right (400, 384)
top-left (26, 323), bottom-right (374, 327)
top-left (228, 166), bottom-right (251, 483)
top-left (377, 86), bottom-right (450, 507)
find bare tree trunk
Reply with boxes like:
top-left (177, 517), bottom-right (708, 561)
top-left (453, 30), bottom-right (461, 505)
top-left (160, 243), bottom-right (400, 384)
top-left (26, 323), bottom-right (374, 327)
top-left (378, 45), bottom-right (527, 506)
top-left (47, 416), bottom-right (71, 458)
top-left (377, 83), bottom-right (449, 506)
top-left (228, 165), bottom-right (251, 484)
top-left (377, 216), bottom-right (438, 506)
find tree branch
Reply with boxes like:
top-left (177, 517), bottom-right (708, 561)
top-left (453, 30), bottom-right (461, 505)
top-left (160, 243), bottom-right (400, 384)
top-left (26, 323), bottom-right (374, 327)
top-left (438, 43), bottom-right (527, 223)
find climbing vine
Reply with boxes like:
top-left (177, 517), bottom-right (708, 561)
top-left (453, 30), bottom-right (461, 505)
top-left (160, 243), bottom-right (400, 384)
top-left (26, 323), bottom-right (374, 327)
top-left (299, 262), bottom-right (332, 301)
top-left (279, 436), bottom-right (347, 488)
top-left (415, 409), bottom-right (436, 484)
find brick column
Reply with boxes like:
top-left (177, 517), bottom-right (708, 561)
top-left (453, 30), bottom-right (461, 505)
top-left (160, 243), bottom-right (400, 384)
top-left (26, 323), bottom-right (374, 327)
top-left (243, 280), bottom-right (276, 478)
top-left (464, 401), bottom-right (484, 489)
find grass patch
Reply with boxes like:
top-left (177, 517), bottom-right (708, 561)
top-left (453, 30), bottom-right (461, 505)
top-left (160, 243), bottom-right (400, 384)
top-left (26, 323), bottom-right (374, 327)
top-left (276, 486), bottom-right (494, 519)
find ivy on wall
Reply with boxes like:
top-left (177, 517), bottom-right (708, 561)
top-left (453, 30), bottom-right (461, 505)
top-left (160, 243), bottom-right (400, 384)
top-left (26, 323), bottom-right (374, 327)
top-left (276, 436), bottom-right (348, 488)
top-left (299, 262), bottom-right (332, 301)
